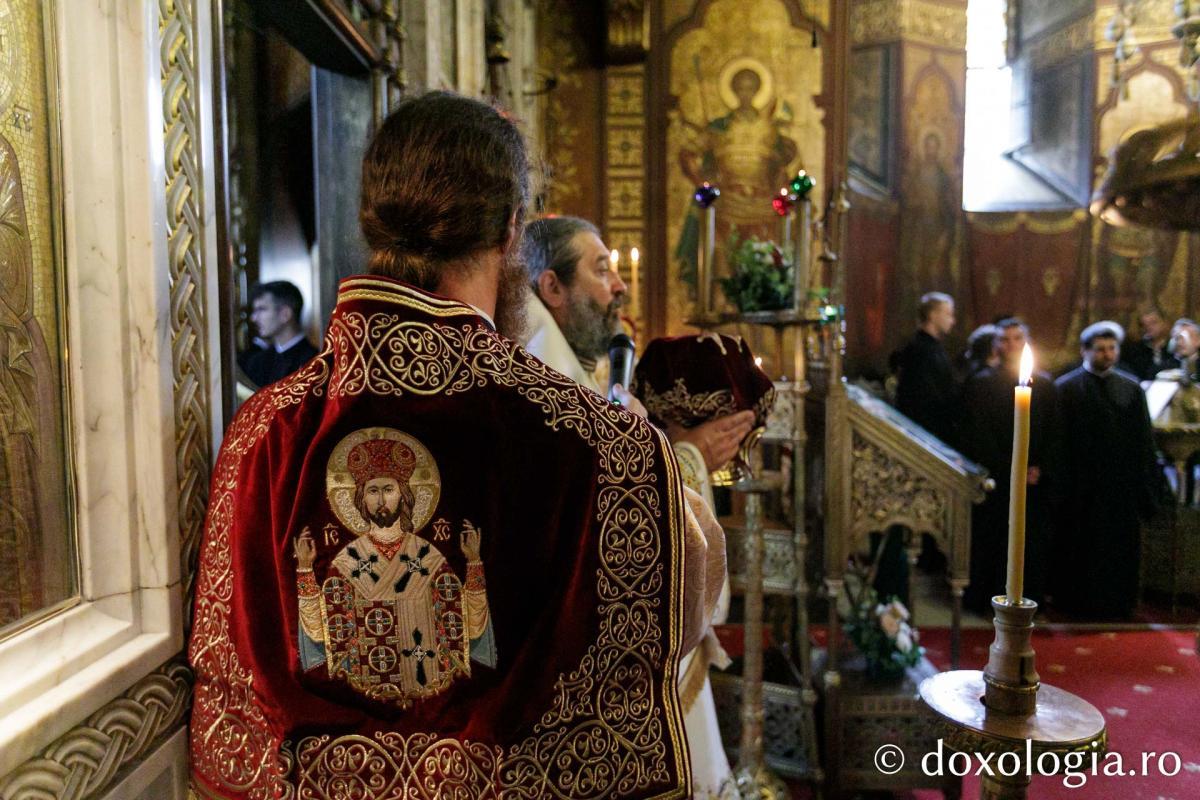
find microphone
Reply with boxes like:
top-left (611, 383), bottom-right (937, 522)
top-left (607, 333), bottom-right (636, 404)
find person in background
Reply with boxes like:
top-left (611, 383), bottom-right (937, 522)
top-left (958, 323), bottom-right (999, 384)
top-left (892, 292), bottom-right (958, 444)
top-left (239, 280), bottom-right (318, 388)
top-left (521, 216), bottom-right (627, 395)
top-left (958, 318), bottom-right (1060, 612)
top-left (522, 215), bottom-right (754, 472)
top-left (1053, 322), bottom-right (1157, 618)
top-left (1120, 306), bottom-right (1177, 381)
top-left (1161, 318), bottom-right (1200, 382)
top-left (521, 213), bottom-right (739, 796)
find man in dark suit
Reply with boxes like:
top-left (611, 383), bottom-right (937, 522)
top-left (1054, 322), bottom-right (1157, 618)
top-left (238, 280), bottom-right (318, 388)
top-left (893, 291), bottom-right (958, 443)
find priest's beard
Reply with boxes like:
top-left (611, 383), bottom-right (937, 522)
top-left (562, 291), bottom-right (623, 362)
top-left (494, 247), bottom-right (530, 341)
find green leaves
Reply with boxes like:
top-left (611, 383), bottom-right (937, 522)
top-left (842, 588), bottom-right (924, 681)
top-left (718, 234), bottom-right (792, 313)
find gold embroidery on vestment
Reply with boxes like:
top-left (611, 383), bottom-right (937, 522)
top-left (189, 286), bottom-right (690, 799)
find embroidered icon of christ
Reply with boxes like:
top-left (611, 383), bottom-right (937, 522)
top-left (294, 433), bottom-right (495, 708)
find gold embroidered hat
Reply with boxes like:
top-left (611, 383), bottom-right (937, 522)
top-left (631, 333), bottom-right (775, 431)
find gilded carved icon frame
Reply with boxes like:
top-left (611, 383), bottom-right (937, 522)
top-left (0, 0), bottom-right (79, 642)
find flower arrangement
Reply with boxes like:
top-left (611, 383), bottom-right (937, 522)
top-left (719, 235), bottom-right (792, 313)
top-left (843, 588), bottom-right (924, 681)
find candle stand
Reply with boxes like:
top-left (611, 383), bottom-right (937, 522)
top-left (919, 597), bottom-right (1106, 799)
top-left (685, 178), bottom-right (822, 794)
top-left (729, 474), bottom-right (790, 800)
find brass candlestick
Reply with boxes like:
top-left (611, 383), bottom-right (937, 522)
top-left (730, 474), bottom-right (789, 800)
top-left (920, 596), bottom-right (1106, 799)
top-left (689, 183), bottom-right (722, 328)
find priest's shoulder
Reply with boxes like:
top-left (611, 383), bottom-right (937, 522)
top-left (1053, 365), bottom-right (1088, 388)
top-left (1112, 366), bottom-right (1142, 386)
top-left (218, 352), bottom-right (330, 456)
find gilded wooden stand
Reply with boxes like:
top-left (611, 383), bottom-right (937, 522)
top-left (919, 597), bottom-right (1106, 799)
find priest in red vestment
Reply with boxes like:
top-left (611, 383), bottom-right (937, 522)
top-left (188, 91), bottom-right (721, 799)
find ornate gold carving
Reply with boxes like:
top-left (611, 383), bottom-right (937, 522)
top-left (851, 0), bottom-right (967, 49)
top-left (607, 177), bottom-right (644, 219)
top-left (160, 0), bottom-right (212, 630)
top-left (1094, 0), bottom-right (1186, 50)
top-left (191, 282), bottom-right (688, 797)
top-left (607, 74), bottom-right (644, 116)
top-left (605, 66), bottom-right (646, 326)
top-left (849, 431), bottom-right (946, 538)
top-left (608, 127), bottom-right (644, 168)
top-left (0, 659), bottom-right (192, 798)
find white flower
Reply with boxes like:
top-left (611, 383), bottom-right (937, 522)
top-left (896, 629), bottom-right (913, 654)
top-left (880, 613), bottom-right (901, 638)
top-left (886, 600), bottom-right (910, 622)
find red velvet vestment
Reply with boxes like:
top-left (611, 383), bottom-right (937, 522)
top-left (189, 276), bottom-right (692, 799)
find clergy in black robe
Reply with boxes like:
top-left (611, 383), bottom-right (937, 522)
top-left (1054, 322), bottom-right (1158, 617)
top-left (893, 292), bottom-right (958, 443)
top-left (958, 319), bottom-right (1060, 612)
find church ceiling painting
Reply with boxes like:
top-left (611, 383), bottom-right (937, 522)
top-left (0, 0), bottom-right (73, 635)
top-left (664, 0), bottom-right (824, 333)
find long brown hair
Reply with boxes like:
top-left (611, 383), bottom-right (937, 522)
top-left (360, 92), bottom-right (530, 290)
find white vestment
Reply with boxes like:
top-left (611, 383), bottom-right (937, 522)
top-left (521, 294), bottom-right (604, 393)
top-left (523, 300), bottom-right (733, 794)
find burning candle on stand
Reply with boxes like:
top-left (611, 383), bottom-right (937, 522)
top-left (1006, 343), bottom-right (1034, 603)
top-left (630, 246), bottom-right (640, 316)
top-left (778, 188), bottom-right (793, 244)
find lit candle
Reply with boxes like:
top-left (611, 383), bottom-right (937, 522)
top-left (1006, 344), bottom-right (1034, 603)
top-left (780, 189), bottom-right (793, 244)
top-left (610, 248), bottom-right (619, 271)
top-left (630, 246), bottom-right (640, 314)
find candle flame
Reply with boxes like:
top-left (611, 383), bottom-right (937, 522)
top-left (754, 356), bottom-right (763, 368)
top-left (1019, 344), bottom-right (1034, 385)
top-left (630, 246), bottom-right (639, 264)
top-left (610, 248), bottom-right (619, 267)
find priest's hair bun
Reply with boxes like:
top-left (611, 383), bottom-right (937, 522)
top-left (360, 92), bottom-right (529, 287)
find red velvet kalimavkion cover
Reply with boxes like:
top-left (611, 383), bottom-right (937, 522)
top-left (189, 276), bottom-right (692, 799)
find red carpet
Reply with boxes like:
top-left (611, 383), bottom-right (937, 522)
top-left (909, 627), bottom-right (1200, 800)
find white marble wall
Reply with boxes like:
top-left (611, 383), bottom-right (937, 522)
top-left (0, 1), bottom-right (200, 795)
